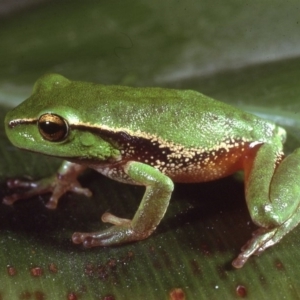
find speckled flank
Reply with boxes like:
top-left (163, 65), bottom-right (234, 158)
top-left (72, 124), bottom-right (256, 183)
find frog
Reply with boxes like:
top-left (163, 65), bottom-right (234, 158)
top-left (4, 73), bottom-right (300, 269)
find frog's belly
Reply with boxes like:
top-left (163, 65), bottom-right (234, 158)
top-left (94, 159), bottom-right (243, 185)
top-left (93, 143), bottom-right (252, 185)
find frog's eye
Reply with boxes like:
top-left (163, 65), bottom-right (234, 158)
top-left (38, 113), bottom-right (69, 142)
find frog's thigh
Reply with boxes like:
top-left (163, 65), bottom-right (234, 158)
top-left (245, 142), bottom-right (300, 227)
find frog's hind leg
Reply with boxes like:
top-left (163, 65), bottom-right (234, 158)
top-left (232, 204), bottom-right (300, 268)
top-left (232, 142), bottom-right (300, 268)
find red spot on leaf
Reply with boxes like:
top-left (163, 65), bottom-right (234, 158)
top-left (34, 291), bottom-right (46, 300)
top-left (103, 296), bottom-right (115, 300)
top-left (7, 265), bottom-right (17, 276)
top-left (67, 292), bottom-right (78, 300)
top-left (169, 288), bottom-right (185, 300)
top-left (236, 285), bottom-right (247, 298)
top-left (30, 266), bottom-right (43, 277)
top-left (49, 263), bottom-right (58, 273)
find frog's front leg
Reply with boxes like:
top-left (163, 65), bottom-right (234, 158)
top-left (232, 142), bottom-right (300, 268)
top-left (72, 161), bottom-right (174, 247)
top-left (3, 161), bottom-right (91, 209)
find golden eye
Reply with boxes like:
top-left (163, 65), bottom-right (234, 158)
top-left (38, 113), bottom-right (68, 142)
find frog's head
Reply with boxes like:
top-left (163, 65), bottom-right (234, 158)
top-left (4, 74), bottom-right (120, 164)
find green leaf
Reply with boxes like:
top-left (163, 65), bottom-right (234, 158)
top-left (1, 1), bottom-right (300, 299)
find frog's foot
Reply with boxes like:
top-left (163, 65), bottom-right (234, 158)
top-left (3, 175), bottom-right (92, 209)
top-left (72, 212), bottom-right (150, 247)
top-left (232, 217), bottom-right (296, 269)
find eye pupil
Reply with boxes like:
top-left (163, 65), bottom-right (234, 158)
top-left (40, 121), bottom-right (62, 135)
top-left (38, 114), bottom-right (68, 142)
